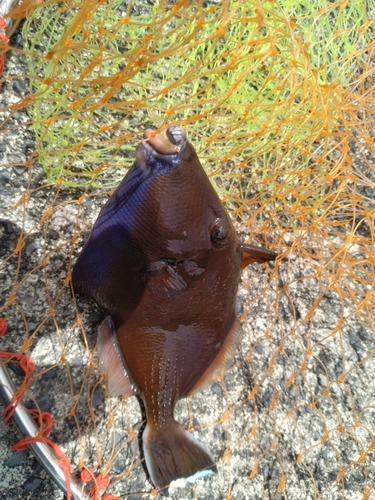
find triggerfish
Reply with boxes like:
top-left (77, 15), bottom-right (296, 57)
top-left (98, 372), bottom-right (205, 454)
top-left (72, 126), bottom-right (277, 495)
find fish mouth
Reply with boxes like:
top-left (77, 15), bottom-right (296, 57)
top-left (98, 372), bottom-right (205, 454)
top-left (142, 126), bottom-right (187, 157)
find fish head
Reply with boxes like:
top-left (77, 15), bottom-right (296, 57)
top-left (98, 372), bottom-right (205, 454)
top-left (136, 126), bottom-right (241, 265)
top-left (127, 126), bottom-right (243, 330)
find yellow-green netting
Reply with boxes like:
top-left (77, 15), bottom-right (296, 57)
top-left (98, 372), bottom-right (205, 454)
top-left (0, 0), bottom-right (375, 499)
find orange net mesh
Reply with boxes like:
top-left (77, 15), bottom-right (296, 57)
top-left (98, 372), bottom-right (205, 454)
top-left (1, 0), bottom-right (375, 498)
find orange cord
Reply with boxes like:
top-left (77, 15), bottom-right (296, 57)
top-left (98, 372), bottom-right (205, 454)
top-left (78, 467), bottom-right (113, 499)
top-left (29, 408), bottom-right (53, 437)
top-left (0, 318), bottom-right (7, 336)
top-left (0, 16), bottom-right (9, 87)
top-left (1, 318), bottom-right (38, 423)
top-left (89, 473), bottom-right (111, 500)
top-left (78, 467), bottom-right (96, 482)
top-left (13, 436), bottom-right (72, 500)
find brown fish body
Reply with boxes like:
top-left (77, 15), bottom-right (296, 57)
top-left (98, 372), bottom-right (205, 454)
top-left (72, 126), bottom-right (277, 494)
top-left (115, 137), bottom-right (241, 401)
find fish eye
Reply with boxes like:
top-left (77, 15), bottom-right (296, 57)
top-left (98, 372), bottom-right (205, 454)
top-left (210, 222), bottom-right (229, 246)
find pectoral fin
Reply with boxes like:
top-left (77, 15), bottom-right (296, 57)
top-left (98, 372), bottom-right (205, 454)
top-left (97, 317), bottom-right (138, 397)
top-left (142, 260), bottom-right (187, 298)
top-left (241, 244), bottom-right (278, 269)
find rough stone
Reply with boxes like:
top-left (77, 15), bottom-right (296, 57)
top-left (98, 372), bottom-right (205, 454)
top-left (23, 476), bottom-right (43, 492)
top-left (5, 451), bottom-right (27, 468)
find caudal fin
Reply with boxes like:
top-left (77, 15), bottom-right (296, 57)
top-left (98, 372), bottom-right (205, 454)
top-left (142, 420), bottom-right (217, 496)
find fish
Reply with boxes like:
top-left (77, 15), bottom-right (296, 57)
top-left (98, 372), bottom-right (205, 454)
top-left (72, 126), bottom-right (277, 495)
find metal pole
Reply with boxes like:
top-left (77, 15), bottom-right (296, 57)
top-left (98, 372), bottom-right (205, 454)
top-left (0, 0), bottom-right (19, 28)
top-left (0, 362), bottom-right (91, 500)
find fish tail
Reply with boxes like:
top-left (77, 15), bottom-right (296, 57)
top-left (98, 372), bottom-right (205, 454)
top-left (142, 420), bottom-right (217, 496)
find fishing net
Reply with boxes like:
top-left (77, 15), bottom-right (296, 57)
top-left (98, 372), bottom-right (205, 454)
top-left (1, 0), bottom-right (375, 498)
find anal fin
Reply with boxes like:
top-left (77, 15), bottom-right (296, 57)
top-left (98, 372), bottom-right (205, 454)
top-left (97, 317), bottom-right (138, 397)
top-left (184, 318), bottom-right (243, 397)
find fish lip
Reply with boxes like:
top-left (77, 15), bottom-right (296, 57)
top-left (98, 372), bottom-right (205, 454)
top-left (137, 142), bottom-right (179, 168)
top-left (140, 127), bottom-right (187, 160)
